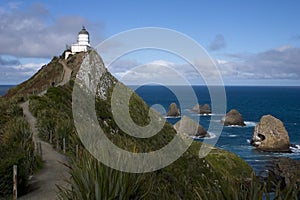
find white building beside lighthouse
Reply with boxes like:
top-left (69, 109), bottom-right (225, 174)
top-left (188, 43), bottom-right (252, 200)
top-left (65, 26), bottom-right (91, 59)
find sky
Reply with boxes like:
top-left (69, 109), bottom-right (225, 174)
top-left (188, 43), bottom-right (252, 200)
top-left (0, 0), bottom-right (300, 85)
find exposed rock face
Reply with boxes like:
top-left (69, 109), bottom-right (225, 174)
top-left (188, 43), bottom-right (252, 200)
top-left (221, 109), bottom-right (246, 126)
top-left (77, 51), bottom-right (117, 100)
top-left (200, 104), bottom-right (211, 114)
top-left (191, 103), bottom-right (211, 114)
top-left (191, 103), bottom-right (200, 112)
top-left (167, 102), bottom-right (180, 117)
top-left (268, 157), bottom-right (300, 188)
top-left (174, 115), bottom-right (209, 138)
top-left (251, 115), bottom-right (290, 152)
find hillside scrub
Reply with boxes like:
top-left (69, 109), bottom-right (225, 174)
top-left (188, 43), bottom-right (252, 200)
top-left (0, 99), bottom-right (37, 198)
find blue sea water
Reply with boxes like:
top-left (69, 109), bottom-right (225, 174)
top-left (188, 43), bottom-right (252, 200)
top-left (0, 85), bottom-right (14, 96)
top-left (132, 85), bottom-right (300, 173)
top-left (1, 84), bottom-right (299, 173)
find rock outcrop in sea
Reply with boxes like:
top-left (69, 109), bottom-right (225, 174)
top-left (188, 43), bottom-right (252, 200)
top-left (174, 115), bottom-right (209, 138)
top-left (251, 115), bottom-right (290, 152)
top-left (221, 109), bottom-right (246, 126)
top-left (167, 102), bottom-right (180, 117)
top-left (191, 103), bottom-right (211, 115)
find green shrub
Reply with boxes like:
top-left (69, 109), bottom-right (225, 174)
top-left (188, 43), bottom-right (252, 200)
top-left (57, 151), bottom-right (151, 200)
top-left (0, 117), bottom-right (35, 197)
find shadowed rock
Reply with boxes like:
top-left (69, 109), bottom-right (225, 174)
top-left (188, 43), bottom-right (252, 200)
top-left (268, 157), bottom-right (300, 188)
top-left (167, 102), bottom-right (180, 117)
top-left (191, 103), bottom-right (200, 112)
top-left (200, 104), bottom-right (211, 114)
top-left (221, 109), bottom-right (246, 126)
top-left (174, 115), bottom-right (209, 138)
top-left (251, 115), bottom-right (290, 152)
top-left (191, 103), bottom-right (211, 115)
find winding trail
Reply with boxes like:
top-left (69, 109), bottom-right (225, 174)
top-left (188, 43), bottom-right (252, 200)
top-left (58, 60), bottom-right (72, 86)
top-left (18, 60), bottom-right (73, 199)
top-left (19, 101), bottom-right (70, 200)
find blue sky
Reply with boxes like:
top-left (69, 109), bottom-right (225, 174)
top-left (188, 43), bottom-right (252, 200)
top-left (0, 0), bottom-right (300, 85)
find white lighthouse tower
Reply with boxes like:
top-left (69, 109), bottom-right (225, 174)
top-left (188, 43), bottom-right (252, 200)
top-left (65, 26), bottom-right (91, 59)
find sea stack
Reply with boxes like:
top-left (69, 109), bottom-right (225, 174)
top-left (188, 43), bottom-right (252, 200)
top-left (167, 102), bottom-right (180, 117)
top-left (191, 103), bottom-right (200, 112)
top-left (251, 115), bottom-right (290, 152)
top-left (200, 104), bottom-right (211, 115)
top-left (191, 103), bottom-right (211, 115)
top-left (174, 115), bottom-right (209, 138)
top-left (221, 109), bottom-right (246, 126)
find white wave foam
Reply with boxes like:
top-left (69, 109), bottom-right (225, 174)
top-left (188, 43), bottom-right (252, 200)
top-left (164, 116), bottom-right (181, 119)
top-left (192, 132), bottom-right (217, 140)
top-left (244, 121), bottom-right (257, 127)
top-left (200, 113), bottom-right (211, 116)
top-left (246, 139), bottom-right (251, 144)
top-left (291, 144), bottom-right (300, 153)
top-left (228, 125), bottom-right (241, 127)
top-left (228, 134), bottom-right (238, 137)
top-left (190, 113), bottom-right (224, 117)
top-left (206, 132), bottom-right (217, 139)
top-left (226, 121), bottom-right (257, 128)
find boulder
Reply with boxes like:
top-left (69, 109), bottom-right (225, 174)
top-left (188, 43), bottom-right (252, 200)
top-left (191, 103), bottom-right (211, 114)
top-left (251, 115), bottom-right (290, 152)
top-left (200, 104), bottom-right (211, 114)
top-left (268, 157), bottom-right (300, 188)
top-left (174, 115), bottom-right (209, 138)
top-left (191, 103), bottom-right (200, 112)
top-left (166, 102), bottom-right (180, 117)
top-left (221, 109), bottom-right (246, 126)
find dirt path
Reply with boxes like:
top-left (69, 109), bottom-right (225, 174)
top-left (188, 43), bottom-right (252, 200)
top-left (58, 60), bottom-right (72, 86)
top-left (19, 101), bottom-right (70, 200)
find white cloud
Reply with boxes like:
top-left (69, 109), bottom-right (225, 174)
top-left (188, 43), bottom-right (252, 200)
top-left (0, 3), bottom-right (103, 58)
top-left (0, 61), bottom-right (45, 84)
top-left (109, 58), bottom-right (209, 85)
top-left (109, 45), bottom-right (300, 86)
top-left (217, 45), bottom-right (300, 82)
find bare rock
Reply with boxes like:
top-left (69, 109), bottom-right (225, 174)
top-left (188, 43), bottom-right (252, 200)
top-left (174, 115), bottom-right (209, 138)
top-left (268, 157), bottom-right (300, 188)
top-left (251, 115), bottom-right (290, 152)
top-left (200, 104), bottom-right (211, 114)
top-left (191, 103), bottom-right (200, 112)
top-left (167, 102), bottom-right (180, 117)
top-left (221, 109), bottom-right (246, 126)
top-left (191, 103), bottom-right (211, 114)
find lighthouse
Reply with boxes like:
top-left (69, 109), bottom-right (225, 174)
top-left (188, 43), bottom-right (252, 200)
top-left (65, 26), bottom-right (91, 59)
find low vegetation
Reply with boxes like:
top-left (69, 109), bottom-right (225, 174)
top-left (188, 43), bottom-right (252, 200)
top-left (0, 98), bottom-right (38, 198)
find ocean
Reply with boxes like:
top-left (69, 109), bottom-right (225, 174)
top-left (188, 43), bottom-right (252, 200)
top-left (0, 85), bottom-right (14, 96)
top-left (133, 85), bottom-right (300, 173)
top-left (1, 85), bottom-right (299, 173)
